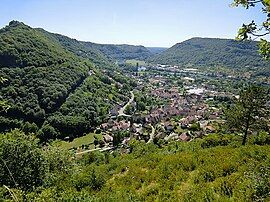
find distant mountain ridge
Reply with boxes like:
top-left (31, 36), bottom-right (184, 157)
top-left (3, 21), bottom-right (268, 69)
top-left (149, 37), bottom-right (270, 68)
top-left (147, 47), bottom-right (167, 54)
top-left (38, 28), bottom-right (152, 63)
top-left (84, 43), bottom-right (153, 61)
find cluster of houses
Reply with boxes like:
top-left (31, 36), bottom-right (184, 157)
top-left (95, 66), bottom-right (233, 148)
top-left (77, 64), bottom-right (255, 153)
top-left (150, 87), bottom-right (180, 99)
top-left (100, 120), bottom-right (130, 132)
top-left (97, 83), bottom-right (224, 146)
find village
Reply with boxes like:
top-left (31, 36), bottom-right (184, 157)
top-left (90, 65), bottom-right (237, 150)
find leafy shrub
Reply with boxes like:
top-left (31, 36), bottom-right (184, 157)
top-left (1, 130), bottom-right (270, 201)
top-left (80, 151), bottom-right (105, 165)
top-left (251, 131), bottom-right (270, 145)
top-left (0, 130), bottom-right (45, 190)
top-left (72, 165), bottom-right (106, 191)
top-left (246, 164), bottom-right (270, 201)
top-left (201, 134), bottom-right (232, 148)
top-left (129, 140), bottom-right (157, 158)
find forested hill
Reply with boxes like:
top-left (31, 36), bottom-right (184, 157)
top-left (82, 42), bottom-right (153, 61)
top-left (0, 21), bottom-right (132, 141)
top-left (37, 29), bottom-right (116, 69)
top-left (147, 47), bottom-right (167, 54)
top-left (38, 28), bottom-right (152, 63)
top-left (0, 21), bottom-right (78, 68)
top-left (149, 37), bottom-right (270, 68)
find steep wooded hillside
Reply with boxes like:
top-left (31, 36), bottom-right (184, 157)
top-left (84, 42), bottom-right (153, 61)
top-left (0, 21), bottom-right (130, 140)
top-left (39, 28), bottom-right (152, 63)
top-left (0, 21), bottom-right (78, 68)
top-left (38, 29), bottom-right (115, 68)
top-left (149, 37), bottom-right (270, 68)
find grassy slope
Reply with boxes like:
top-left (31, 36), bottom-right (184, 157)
top-left (57, 133), bottom-right (103, 150)
top-left (92, 142), bottom-right (270, 201)
top-left (21, 134), bottom-right (270, 202)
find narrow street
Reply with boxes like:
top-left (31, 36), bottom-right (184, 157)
top-left (75, 146), bottom-right (114, 155)
top-left (118, 91), bottom-right (134, 117)
top-left (147, 124), bottom-right (155, 144)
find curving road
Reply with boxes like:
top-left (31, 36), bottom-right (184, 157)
top-left (147, 124), bottom-right (155, 144)
top-left (118, 91), bottom-right (134, 117)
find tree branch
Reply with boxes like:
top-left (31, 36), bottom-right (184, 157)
top-left (250, 31), bottom-right (270, 37)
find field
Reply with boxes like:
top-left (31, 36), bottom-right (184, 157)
top-left (57, 133), bottom-right (103, 150)
top-left (126, 59), bottom-right (146, 66)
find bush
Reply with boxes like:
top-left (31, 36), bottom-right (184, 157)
top-left (22, 121), bottom-right (38, 134)
top-left (246, 164), bottom-right (270, 201)
top-left (0, 130), bottom-right (45, 190)
top-left (80, 151), bottom-right (105, 165)
top-left (1, 130), bottom-right (270, 201)
top-left (129, 140), bottom-right (157, 158)
top-left (251, 131), bottom-right (270, 145)
top-left (72, 165), bottom-right (106, 191)
top-left (201, 134), bottom-right (232, 148)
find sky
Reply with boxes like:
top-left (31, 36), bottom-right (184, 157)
top-left (0, 0), bottom-right (266, 47)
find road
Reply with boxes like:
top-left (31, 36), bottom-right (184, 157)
top-left (118, 91), bottom-right (134, 117)
top-left (76, 91), bottom-right (135, 155)
top-left (75, 146), bottom-right (114, 155)
top-left (147, 124), bottom-right (155, 144)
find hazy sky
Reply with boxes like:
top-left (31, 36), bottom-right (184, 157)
top-left (0, 0), bottom-right (266, 47)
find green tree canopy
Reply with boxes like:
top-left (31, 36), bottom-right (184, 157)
top-left (0, 77), bottom-right (10, 112)
top-left (225, 85), bottom-right (269, 145)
